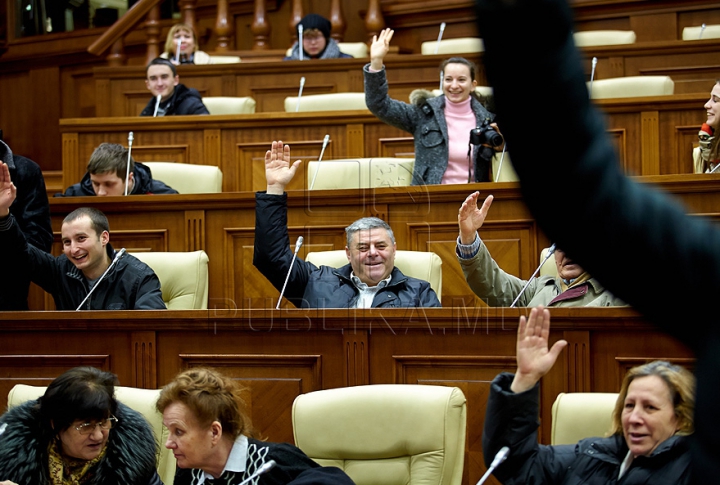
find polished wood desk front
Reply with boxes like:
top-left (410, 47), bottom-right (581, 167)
top-left (0, 308), bottom-right (694, 485)
top-left (60, 93), bottom-right (707, 194)
top-left (46, 177), bottom-right (720, 312)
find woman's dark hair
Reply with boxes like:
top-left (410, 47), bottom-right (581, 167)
top-left (38, 367), bottom-right (118, 435)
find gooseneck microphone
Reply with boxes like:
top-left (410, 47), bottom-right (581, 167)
top-left (238, 460), bottom-right (277, 485)
top-left (309, 134), bottom-right (331, 190)
top-left (589, 57), bottom-right (598, 97)
top-left (476, 447), bottom-right (510, 485)
top-left (700, 23), bottom-right (707, 39)
top-left (75, 248), bottom-right (127, 311)
top-left (153, 94), bottom-right (162, 117)
top-left (298, 24), bottom-right (304, 61)
top-left (124, 131), bottom-right (134, 196)
top-left (434, 22), bottom-right (446, 55)
top-left (276, 237), bottom-right (304, 309)
top-left (494, 144), bottom-right (507, 183)
top-left (295, 76), bottom-right (306, 112)
top-left (510, 243), bottom-right (557, 308)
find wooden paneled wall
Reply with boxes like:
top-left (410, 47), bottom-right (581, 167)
top-left (0, 308), bottom-right (695, 485)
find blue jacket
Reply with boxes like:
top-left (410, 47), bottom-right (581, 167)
top-left (253, 192), bottom-right (440, 308)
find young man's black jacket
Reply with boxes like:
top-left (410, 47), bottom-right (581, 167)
top-left (139, 83), bottom-right (209, 116)
top-left (58, 162), bottom-right (178, 196)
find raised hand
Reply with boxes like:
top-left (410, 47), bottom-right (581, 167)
top-left (265, 140), bottom-right (301, 195)
top-left (370, 29), bottom-right (394, 71)
top-left (0, 161), bottom-right (17, 217)
top-left (458, 191), bottom-right (493, 244)
top-left (511, 306), bottom-right (567, 393)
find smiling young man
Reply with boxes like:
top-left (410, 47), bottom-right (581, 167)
top-left (253, 140), bottom-right (440, 309)
top-left (0, 162), bottom-right (165, 310)
top-left (455, 191), bottom-right (625, 307)
top-left (61, 143), bottom-right (178, 196)
top-left (140, 57), bottom-right (209, 116)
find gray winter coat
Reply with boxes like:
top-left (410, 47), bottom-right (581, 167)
top-left (363, 64), bottom-right (495, 184)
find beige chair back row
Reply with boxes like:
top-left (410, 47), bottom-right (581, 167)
top-left (143, 162), bottom-right (223, 194)
top-left (7, 384), bottom-right (177, 485)
top-left (306, 249), bottom-right (443, 297)
top-left (551, 392), bottom-right (619, 445)
top-left (293, 384), bottom-right (467, 485)
top-left (131, 250), bottom-right (209, 309)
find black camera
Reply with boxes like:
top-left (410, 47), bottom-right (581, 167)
top-left (469, 119), bottom-right (503, 147)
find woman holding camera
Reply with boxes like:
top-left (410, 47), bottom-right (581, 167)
top-left (364, 29), bottom-right (503, 184)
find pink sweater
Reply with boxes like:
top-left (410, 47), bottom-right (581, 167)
top-left (442, 97), bottom-right (477, 184)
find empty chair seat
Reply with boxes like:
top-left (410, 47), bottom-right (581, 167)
top-left (588, 76), bottom-right (674, 99)
top-left (307, 158), bottom-right (415, 189)
top-left (131, 250), bottom-right (209, 309)
top-left (421, 37), bottom-right (484, 55)
top-left (573, 30), bottom-right (636, 47)
top-left (551, 392), bottom-right (619, 445)
top-left (337, 42), bottom-right (368, 58)
top-left (284, 92), bottom-right (367, 112)
top-left (202, 96), bottom-right (256, 115)
top-left (209, 55), bottom-right (242, 64)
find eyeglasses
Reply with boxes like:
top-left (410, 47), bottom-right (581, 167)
top-left (74, 416), bottom-right (118, 435)
top-left (302, 31), bottom-right (324, 41)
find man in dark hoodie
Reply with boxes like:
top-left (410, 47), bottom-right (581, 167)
top-left (140, 57), bottom-right (209, 116)
top-left (60, 143), bottom-right (177, 196)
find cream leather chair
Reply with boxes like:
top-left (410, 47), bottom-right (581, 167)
top-left (307, 158), bottom-right (415, 189)
top-left (7, 384), bottom-right (176, 485)
top-left (202, 96), bottom-right (256, 115)
top-left (284, 92), bottom-right (367, 112)
top-left (292, 385), bottom-right (466, 485)
top-left (588, 76), bottom-right (674, 99)
top-left (551, 392), bottom-right (619, 445)
top-left (305, 249), bottom-right (442, 297)
top-left (421, 37), bottom-right (484, 54)
top-left (143, 162), bottom-right (223, 194)
top-left (539, 247), bottom-right (558, 277)
top-left (131, 250), bottom-right (209, 309)
top-left (683, 25), bottom-right (720, 40)
top-left (492, 152), bottom-right (518, 182)
top-left (209, 55), bottom-right (242, 64)
top-left (573, 30), bottom-right (636, 47)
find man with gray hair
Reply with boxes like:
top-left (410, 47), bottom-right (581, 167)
top-left (253, 140), bottom-right (440, 308)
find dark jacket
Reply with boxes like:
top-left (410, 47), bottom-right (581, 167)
top-left (475, 0), bottom-right (716, 480)
top-left (253, 192), bottom-right (441, 308)
top-left (0, 214), bottom-right (165, 310)
top-left (140, 83), bottom-right (209, 116)
top-left (483, 373), bottom-right (691, 485)
top-left (0, 400), bottom-right (163, 485)
top-left (364, 64), bottom-right (495, 184)
top-left (173, 437), bottom-right (355, 485)
top-left (59, 162), bottom-right (178, 196)
top-left (0, 140), bottom-right (53, 310)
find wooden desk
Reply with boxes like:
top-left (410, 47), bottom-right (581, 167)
top-left (45, 178), bottom-right (720, 312)
top-left (59, 93), bottom-right (707, 194)
top-left (0, 308), bottom-right (694, 485)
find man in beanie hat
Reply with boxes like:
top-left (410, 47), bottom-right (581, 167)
top-left (284, 14), bottom-right (353, 60)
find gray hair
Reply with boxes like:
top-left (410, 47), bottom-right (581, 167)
top-left (345, 217), bottom-right (395, 247)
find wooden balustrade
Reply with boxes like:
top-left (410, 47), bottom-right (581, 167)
top-left (0, 307), bottom-right (694, 485)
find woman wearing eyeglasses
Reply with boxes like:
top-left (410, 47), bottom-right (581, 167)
top-left (0, 367), bottom-right (162, 485)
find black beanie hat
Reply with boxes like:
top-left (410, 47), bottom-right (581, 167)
top-left (298, 14), bottom-right (332, 40)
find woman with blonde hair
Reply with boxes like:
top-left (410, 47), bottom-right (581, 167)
top-left (161, 23), bottom-right (210, 65)
top-left (157, 367), bottom-right (355, 485)
top-left (482, 307), bottom-right (694, 484)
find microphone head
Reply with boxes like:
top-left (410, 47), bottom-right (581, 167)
top-left (295, 236), bottom-right (304, 252)
top-left (440, 22), bottom-right (446, 32)
top-left (322, 134), bottom-right (330, 145)
top-left (156, 94), bottom-right (162, 102)
top-left (0, 422), bottom-right (7, 436)
top-left (128, 131), bottom-right (134, 143)
top-left (260, 459), bottom-right (277, 473)
top-left (300, 76), bottom-right (306, 87)
top-left (490, 446), bottom-right (510, 467)
top-left (547, 243), bottom-right (557, 254)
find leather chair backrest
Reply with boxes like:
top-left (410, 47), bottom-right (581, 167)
top-left (421, 37), bottom-right (484, 55)
top-left (292, 384), bottom-right (466, 485)
top-left (208, 55), bottom-right (242, 64)
top-left (7, 384), bottom-right (176, 485)
top-left (588, 76), bottom-right (674, 99)
top-left (551, 392), bottom-right (619, 445)
top-left (573, 30), bottom-right (636, 47)
top-left (143, 162), bottom-right (223, 194)
top-left (683, 25), bottom-right (720, 40)
top-left (306, 158), bottom-right (415, 189)
top-left (202, 96), bottom-right (256, 115)
top-left (284, 92), bottom-right (367, 112)
top-left (131, 250), bottom-right (209, 309)
top-left (305, 249), bottom-right (442, 297)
